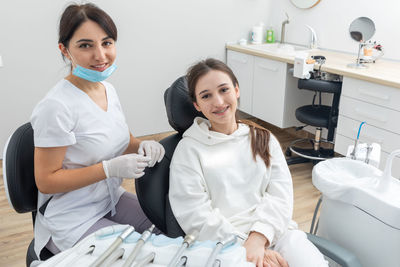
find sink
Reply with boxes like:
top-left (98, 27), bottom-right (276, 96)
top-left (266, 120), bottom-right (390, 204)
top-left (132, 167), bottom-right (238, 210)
top-left (312, 157), bottom-right (400, 229)
top-left (245, 43), bottom-right (310, 56)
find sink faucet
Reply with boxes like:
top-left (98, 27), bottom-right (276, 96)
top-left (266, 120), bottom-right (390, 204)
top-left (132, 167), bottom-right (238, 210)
top-left (305, 25), bottom-right (318, 49)
top-left (280, 12), bottom-right (290, 44)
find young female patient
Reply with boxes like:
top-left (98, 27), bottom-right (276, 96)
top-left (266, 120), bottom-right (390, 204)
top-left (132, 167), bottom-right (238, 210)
top-left (169, 58), bottom-right (328, 267)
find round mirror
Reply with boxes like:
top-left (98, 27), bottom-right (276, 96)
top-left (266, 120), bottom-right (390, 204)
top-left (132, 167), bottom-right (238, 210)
top-left (349, 17), bottom-right (375, 42)
top-left (290, 0), bottom-right (321, 9)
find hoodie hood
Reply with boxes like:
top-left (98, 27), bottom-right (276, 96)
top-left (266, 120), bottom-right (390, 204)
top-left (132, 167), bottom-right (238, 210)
top-left (183, 117), bottom-right (250, 145)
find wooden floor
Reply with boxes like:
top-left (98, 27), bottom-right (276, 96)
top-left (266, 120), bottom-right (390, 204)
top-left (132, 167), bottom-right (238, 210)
top-left (0, 121), bottom-right (320, 267)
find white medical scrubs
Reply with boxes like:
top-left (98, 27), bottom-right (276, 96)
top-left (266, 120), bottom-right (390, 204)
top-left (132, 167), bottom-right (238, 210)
top-left (31, 79), bottom-right (129, 258)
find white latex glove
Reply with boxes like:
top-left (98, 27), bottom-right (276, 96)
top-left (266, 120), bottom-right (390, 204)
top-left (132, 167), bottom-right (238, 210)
top-left (102, 153), bottom-right (151, 179)
top-left (138, 140), bottom-right (165, 167)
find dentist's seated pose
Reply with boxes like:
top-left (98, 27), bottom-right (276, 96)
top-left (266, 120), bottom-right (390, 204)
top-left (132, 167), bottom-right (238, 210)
top-left (169, 58), bottom-right (328, 267)
top-left (31, 3), bottom-right (163, 259)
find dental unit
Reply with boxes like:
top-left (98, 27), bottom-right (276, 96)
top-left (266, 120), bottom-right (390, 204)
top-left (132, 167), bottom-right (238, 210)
top-left (122, 224), bottom-right (155, 267)
top-left (347, 121), bottom-right (380, 168)
top-left (135, 252), bottom-right (156, 267)
top-left (312, 149), bottom-right (400, 267)
top-left (175, 255), bottom-right (188, 267)
top-left (204, 235), bottom-right (237, 267)
top-left (167, 232), bottom-right (198, 267)
top-left (99, 247), bottom-right (125, 267)
top-left (89, 225), bottom-right (135, 267)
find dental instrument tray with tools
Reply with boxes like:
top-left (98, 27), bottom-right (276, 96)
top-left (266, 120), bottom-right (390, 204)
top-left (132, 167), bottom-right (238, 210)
top-left (36, 225), bottom-right (253, 267)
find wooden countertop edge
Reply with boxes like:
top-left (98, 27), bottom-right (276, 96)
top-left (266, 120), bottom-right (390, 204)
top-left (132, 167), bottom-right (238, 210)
top-left (226, 44), bottom-right (400, 89)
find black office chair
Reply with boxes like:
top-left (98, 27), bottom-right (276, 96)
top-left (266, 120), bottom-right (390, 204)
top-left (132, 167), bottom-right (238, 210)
top-left (286, 78), bottom-right (342, 165)
top-left (2, 122), bottom-right (54, 266)
top-left (135, 76), bottom-right (361, 267)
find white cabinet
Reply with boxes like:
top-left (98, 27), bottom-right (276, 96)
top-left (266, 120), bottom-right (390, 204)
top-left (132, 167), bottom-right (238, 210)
top-left (335, 77), bottom-right (400, 179)
top-left (227, 50), bottom-right (313, 128)
top-left (226, 51), bottom-right (254, 114)
top-left (252, 56), bottom-right (287, 126)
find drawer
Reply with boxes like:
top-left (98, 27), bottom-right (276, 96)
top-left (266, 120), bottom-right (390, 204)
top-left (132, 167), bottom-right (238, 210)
top-left (339, 96), bottom-right (400, 134)
top-left (335, 133), bottom-right (400, 179)
top-left (337, 115), bottom-right (400, 154)
top-left (342, 77), bottom-right (400, 112)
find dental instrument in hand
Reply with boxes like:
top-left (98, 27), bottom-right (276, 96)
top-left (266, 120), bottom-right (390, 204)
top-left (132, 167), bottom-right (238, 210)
top-left (135, 252), bottom-right (156, 267)
top-left (167, 231), bottom-right (198, 267)
top-left (89, 225), bottom-right (135, 267)
top-left (350, 121), bottom-right (366, 160)
top-left (121, 224), bottom-right (155, 267)
top-left (99, 247), bottom-right (125, 267)
top-left (204, 235), bottom-right (237, 267)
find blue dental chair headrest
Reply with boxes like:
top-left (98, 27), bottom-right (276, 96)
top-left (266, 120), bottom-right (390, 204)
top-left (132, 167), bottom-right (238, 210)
top-left (164, 76), bottom-right (205, 134)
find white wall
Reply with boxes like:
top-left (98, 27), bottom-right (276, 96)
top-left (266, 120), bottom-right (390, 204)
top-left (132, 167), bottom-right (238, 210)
top-left (0, 0), bottom-right (272, 154)
top-left (267, 0), bottom-right (400, 61)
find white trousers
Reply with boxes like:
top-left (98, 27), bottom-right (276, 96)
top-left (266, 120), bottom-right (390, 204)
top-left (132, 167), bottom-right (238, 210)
top-left (273, 230), bottom-right (329, 267)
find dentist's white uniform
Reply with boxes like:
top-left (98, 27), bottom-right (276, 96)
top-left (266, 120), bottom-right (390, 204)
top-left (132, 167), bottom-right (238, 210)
top-left (31, 79), bottom-right (128, 257)
top-left (169, 117), bottom-right (328, 267)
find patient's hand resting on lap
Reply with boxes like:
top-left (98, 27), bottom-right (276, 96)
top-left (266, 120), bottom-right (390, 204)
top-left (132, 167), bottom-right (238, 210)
top-left (243, 231), bottom-right (289, 267)
top-left (244, 232), bottom-right (269, 267)
top-left (263, 249), bottom-right (288, 267)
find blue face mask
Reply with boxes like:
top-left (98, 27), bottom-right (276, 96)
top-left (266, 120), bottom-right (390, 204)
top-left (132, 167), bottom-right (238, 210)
top-left (72, 63), bottom-right (117, 82)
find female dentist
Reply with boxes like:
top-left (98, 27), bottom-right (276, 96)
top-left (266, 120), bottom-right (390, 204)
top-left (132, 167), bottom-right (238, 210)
top-left (30, 3), bottom-right (164, 259)
top-left (169, 59), bottom-right (328, 267)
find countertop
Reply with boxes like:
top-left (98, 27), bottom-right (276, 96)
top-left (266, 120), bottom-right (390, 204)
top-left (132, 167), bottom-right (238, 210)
top-left (226, 43), bottom-right (400, 89)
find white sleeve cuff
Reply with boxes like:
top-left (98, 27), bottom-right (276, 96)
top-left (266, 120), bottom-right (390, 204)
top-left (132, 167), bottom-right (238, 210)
top-left (250, 221), bottom-right (275, 248)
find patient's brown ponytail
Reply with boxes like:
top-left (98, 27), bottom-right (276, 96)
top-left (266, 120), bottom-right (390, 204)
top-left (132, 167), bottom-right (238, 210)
top-left (187, 58), bottom-right (271, 168)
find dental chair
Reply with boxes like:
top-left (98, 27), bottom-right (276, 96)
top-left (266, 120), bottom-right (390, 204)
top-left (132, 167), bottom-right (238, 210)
top-left (286, 78), bottom-right (342, 165)
top-left (135, 76), bottom-right (362, 267)
top-left (2, 122), bottom-right (54, 266)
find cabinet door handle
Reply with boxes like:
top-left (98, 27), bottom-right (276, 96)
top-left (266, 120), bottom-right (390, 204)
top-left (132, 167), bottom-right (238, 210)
top-left (231, 56), bottom-right (248, 64)
top-left (257, 64), bottom-right (279, 72)
top-left (358, 89), bottom-right (390, 101)
top-left (354, 108), bottom-right (388, 123)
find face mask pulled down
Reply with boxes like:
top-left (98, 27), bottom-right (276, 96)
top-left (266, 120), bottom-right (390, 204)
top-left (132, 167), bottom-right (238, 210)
top-left (67, 49), bottom-right (117, 82)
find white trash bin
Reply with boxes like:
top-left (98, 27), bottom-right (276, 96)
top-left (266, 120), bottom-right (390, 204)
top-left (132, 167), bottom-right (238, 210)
top-left (312, 150), bottom-right (400, 267)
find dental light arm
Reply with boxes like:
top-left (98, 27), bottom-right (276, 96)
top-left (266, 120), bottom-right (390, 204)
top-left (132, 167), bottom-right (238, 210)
top-left (89, 226), bottom-right (135, 267)
top-left (122, 224), bottom-right (155, 267)
top-left (167, 231), bottom-right (198, 267)
top-left (204, 235), bottom-right (237, 267)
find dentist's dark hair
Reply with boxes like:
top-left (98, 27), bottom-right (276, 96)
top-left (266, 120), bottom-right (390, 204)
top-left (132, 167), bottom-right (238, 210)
top-left (58, 3), bottom-right (117, 58)
top-left (186, 58), bottom-right (271, 167)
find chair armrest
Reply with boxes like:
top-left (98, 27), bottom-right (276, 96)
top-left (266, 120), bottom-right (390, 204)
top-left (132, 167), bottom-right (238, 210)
top-left (306, 233), bottom-right (362, 267)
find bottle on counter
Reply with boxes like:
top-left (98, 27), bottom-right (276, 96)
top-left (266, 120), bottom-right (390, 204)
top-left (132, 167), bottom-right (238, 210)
top-left (266, 27), bottom-right (275, 43)
top-left (251, 22), bottom-right (264, 44)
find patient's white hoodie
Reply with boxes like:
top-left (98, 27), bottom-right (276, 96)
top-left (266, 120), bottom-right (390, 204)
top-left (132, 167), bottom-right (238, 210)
top-left (169, 117), bottom-right (294, 245)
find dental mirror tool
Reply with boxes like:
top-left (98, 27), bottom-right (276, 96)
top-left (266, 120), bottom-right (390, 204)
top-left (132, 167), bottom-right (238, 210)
top-left (89, 225), bottom-right (135, 267)
top-left (204, 235), bottom-right (237, 267)
top-left (167, 231), bottom-right (198, 267)
top-left (122, 224), bottom-right (155, 267)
